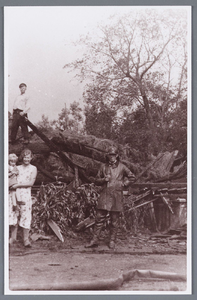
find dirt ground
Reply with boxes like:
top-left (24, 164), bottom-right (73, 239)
top-left (8, 231), bottom-right (187, 292)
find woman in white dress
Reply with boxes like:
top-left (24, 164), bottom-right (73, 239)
top-left (9, 149), bottom-right (37, 247)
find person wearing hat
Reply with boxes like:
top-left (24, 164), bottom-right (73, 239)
top-left (85, 146), bottom-right (135, 249)
top-left (10, 83), bottom-right (30, 144)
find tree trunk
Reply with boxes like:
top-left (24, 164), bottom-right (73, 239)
top-left (142, 94), bottom-right (154, 129)
top-left (141, 92), bottom-right (158, 153)
top-left (51, 136), bottom-right (107, 163)
top-left (9, 142), bottom-right (50, 156)
top-left (9, 137), bottom-right (108, 163)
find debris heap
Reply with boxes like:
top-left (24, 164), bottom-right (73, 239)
top-left (31, 182), bottom-right (99, 237)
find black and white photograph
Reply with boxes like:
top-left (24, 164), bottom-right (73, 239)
top-left (4, 5), bottom-right (191, 295)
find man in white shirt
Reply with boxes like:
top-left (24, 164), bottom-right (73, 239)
top-left (10, 83), bottom-right (30, 144)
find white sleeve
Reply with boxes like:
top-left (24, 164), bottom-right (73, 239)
top-left (13, 97), bottom-right (19, 110)
top-left (24, 95), bottom-right (31, 114)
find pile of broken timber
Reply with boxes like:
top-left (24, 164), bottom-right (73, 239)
top-left (124, 182), bottom-right (187, 232)
top-left (75, 182), bottom-right (186, 233)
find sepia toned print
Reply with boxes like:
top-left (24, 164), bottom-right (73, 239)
top-left (4, 6), bottom-right (191, 295)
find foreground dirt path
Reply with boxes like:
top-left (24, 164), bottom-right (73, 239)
top-left (8, 239), bottom-right (187, 292)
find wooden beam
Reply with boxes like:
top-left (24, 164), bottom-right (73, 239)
top-left (126, 198), bottom-right (159, 212)
top-left (131, 182), bottom-right (187, 189)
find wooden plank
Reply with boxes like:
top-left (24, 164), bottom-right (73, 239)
top-left (126, 198), bottom-right (159, 212)
top-left (126, 190), bottom-right (152, 203)
top-left (47, 219), bottom-right (64, 242)
top-left (131, 183), bottom-right (186, 188)
top-left (160, 194), bottom-right (174, 214)
top-left (156, 187), bottom-right (187, 194)
top-left (148, 202), bottom-right (158, 232)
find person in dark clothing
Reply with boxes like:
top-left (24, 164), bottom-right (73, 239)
top-left (85, 146), bottom-right (135, 249)
top-left (10, 83), bottom-right (30, 144)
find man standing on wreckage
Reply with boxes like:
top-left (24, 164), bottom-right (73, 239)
top-left (85, 146), bottom-right (136, 249)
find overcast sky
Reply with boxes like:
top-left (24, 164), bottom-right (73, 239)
top-left (5, 6), bottom-right (190, 124)
top-left (4, 6), bottom-right (134, 123)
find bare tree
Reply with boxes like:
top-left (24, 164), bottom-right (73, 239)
top-left (64, 8), bottom-right (187, 150)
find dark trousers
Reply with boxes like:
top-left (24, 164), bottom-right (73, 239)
top-left (93, 209), bottom-right (120, 242)
top-left (11, 110), bottom-right (29, 142)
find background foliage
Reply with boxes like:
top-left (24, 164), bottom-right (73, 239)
top-left (34, 9), bottom-right (187, 161)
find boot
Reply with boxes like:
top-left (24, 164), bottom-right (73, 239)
top-left (109, 240), bottom-right (115, 249)
top-left (9, 225), bottom-right (18, 244)
top-left (23, 228), bottom-right (31, 247)
top-left (109, 212), bottom-right (119, 249)
top-left (109, 225), bottom-right (118, 248)
top-left (85, 212), bottom-right (106, 248)
top-left (85, 237), bottom-right (98, 248)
